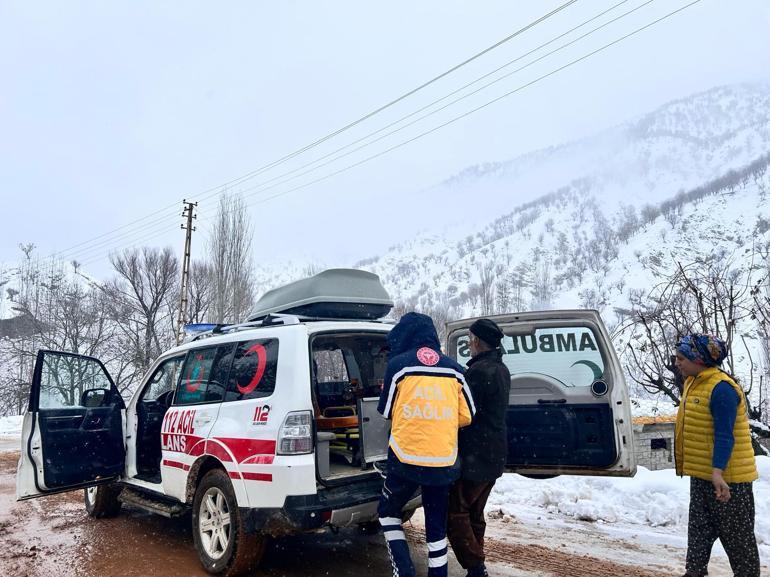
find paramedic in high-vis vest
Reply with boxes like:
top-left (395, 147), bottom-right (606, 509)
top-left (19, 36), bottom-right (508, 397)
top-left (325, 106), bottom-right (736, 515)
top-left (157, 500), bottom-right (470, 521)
top-left (377, 312), bottom-right (475, 577)
top-left (674, 334), bottom-right (760, 577)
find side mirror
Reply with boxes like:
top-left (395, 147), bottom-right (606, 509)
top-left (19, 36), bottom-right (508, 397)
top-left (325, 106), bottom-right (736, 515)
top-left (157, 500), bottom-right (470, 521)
top-left (81, 388), bottom-right (110, 408)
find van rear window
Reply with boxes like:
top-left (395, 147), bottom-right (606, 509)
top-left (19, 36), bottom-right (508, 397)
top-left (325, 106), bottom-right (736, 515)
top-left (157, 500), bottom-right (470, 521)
top-left (453, 326), bottom-right (605, 387)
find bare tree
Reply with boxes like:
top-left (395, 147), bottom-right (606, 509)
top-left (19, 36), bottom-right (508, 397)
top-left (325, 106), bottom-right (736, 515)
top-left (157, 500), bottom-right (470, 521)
top-left (494, 276), bottom-right (511, 313)
top-left (209, 192), bottom-right (255, 323)
top-left (107, 247), bottom-right (178, 379)
top-left (478, 262), bottom-right (495, 316)
top-left (530, 256), bottom-right (552, 310)
top-left (187, 261), bottom-right (214, 324)
top-left (621, 255), bottom-right (768, 454)
top-left (623, 258), bottom-right (752, 404)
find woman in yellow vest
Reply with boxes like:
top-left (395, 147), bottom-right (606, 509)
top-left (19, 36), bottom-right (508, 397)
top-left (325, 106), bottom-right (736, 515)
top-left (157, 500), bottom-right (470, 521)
top-left (674, 334), bottom-right (759, 577)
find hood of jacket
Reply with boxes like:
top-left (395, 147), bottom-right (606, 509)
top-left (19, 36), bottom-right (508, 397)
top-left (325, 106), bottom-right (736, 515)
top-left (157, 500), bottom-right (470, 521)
top-left (387, 312), bottom-right (441, 357)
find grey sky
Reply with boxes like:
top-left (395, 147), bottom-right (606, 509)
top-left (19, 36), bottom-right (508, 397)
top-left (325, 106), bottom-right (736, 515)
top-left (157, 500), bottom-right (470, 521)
top-left (1, 1), bottom-right (769, 276)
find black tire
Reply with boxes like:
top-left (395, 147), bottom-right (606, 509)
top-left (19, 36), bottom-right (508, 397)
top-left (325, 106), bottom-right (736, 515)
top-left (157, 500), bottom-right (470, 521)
top-left (84, 484), bottom-right (122, 518)
top-left (192, 469), bottom-right (266, 577)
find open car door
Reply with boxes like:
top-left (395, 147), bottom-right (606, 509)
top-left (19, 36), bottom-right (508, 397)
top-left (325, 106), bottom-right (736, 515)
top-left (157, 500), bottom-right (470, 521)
top-left (17, 350), bottom-right (126, 500)
top-left (446, 310), bottom-right (635, 477)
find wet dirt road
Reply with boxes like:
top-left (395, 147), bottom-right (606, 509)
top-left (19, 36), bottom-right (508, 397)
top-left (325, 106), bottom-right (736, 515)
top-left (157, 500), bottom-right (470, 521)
top-left (0, 450), bottom-right (680, 577)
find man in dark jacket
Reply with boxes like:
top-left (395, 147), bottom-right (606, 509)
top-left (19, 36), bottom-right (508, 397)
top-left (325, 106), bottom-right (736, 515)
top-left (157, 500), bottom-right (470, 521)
top-left (447, 318), bottom-right (511, 577)
top-left (377, 312), bottom-right (475, 577)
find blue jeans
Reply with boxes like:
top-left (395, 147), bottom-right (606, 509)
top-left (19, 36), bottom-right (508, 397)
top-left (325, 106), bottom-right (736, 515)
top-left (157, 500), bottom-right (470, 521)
top-left (378, 471), bottom-right (450, 577)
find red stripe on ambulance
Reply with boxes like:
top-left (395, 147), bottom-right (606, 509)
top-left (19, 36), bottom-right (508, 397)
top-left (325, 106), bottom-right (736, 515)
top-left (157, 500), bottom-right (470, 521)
top-left (213, 438), bottom-right (276, 463)
top-left (242, 472), bottom-right (272, 482)
top-left (162, 459), bottom-right (190, 471)
top-left (241, 454), bottom-right (275, 465)
top-left (205, 439), bottom-right (234, 462)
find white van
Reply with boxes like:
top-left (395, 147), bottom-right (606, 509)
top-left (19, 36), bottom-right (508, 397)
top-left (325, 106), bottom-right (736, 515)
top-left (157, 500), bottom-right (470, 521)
top-left (16, 269), bottom-right (635, 576)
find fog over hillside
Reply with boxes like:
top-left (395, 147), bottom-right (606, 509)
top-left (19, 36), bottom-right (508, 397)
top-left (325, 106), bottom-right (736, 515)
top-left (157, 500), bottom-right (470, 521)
top-left (245, 83), bottom-right (770, 404)
top-left (382, 82), bottom-right (770, 238)
top-left (253, 82), bottom-right (770, 300)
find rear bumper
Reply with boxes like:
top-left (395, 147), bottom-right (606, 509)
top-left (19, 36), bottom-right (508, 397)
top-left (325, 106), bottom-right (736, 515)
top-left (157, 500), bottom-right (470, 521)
top-left (241, 476), bottom-right (421, 536)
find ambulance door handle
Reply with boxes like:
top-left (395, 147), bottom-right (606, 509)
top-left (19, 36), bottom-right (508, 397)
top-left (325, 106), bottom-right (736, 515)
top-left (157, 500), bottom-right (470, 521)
top-left (194, 415), bottom-right (212, 426)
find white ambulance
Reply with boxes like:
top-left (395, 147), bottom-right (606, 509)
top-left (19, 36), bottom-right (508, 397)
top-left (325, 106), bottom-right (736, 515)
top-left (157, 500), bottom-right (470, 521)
top-left (16, 269), bottom-right (636, 576)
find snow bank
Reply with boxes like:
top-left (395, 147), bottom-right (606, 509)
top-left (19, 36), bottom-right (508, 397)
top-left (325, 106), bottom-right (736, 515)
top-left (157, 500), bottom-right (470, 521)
top-left (0, 415), bottom-right (23, 437)
top-left (490, 456), bottom-right (770, 559)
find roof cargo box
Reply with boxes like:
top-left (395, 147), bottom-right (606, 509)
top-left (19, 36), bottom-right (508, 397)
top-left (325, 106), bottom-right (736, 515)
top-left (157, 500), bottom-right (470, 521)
top-left (248, 268), bottom-right (393, 321)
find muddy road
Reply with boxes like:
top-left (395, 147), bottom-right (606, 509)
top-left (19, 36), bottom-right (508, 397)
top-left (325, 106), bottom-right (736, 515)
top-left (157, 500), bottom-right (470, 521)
top-left (0, 450), bottom-right (707, 577)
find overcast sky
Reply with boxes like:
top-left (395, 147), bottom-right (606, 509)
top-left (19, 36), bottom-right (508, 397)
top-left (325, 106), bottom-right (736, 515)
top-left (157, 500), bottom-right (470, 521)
top-left (1, 0), bottom-right (769, 277)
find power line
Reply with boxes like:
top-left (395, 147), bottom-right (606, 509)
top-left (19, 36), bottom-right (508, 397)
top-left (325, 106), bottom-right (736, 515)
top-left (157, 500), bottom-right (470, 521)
top-left (78, 0), bottom-right (701, 269)
top-left (39, 2), bottom-right (578, 264)
top-left (224, 0), bottom-right (649, 205)
top-left (77, 224), bottom-right (181, 268)
top-left (182, 0), bottom-right (579, 201)
top-left (234, 0), bottom-right (702, 211)
top-left (60, 213), bottom-right (180, 262)
top-left (50, 202), bottom-right (180, 261)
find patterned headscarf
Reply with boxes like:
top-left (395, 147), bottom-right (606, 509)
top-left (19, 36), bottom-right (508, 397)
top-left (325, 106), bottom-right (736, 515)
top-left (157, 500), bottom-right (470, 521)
top-left (676, 334), bottom-right (728, 367)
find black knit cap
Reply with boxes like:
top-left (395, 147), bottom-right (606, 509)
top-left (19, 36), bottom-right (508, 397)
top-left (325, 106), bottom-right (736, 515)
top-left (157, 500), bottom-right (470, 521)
top-left (469, 318), bottom-right (504, 347)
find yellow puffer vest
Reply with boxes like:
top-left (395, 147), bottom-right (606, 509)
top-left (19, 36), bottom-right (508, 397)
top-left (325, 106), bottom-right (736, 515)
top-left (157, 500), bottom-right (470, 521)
top-left (674, 366), bottom-right (758, 483)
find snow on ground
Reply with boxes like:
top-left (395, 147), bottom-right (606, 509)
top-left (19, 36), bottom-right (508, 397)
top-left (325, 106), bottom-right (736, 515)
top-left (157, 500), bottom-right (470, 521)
top-left (0, 415), bottom-right (23, 452)
top-left (0, 415), bottom-right (22, 437)
top-left (629, 396), bottom-right (677, 418)
top-left (490, 456), bottom-right (770, 564)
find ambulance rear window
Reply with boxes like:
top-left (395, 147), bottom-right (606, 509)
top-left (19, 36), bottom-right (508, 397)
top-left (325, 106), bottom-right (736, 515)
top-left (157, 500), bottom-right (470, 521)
top-left (454, 326), bottom-right (605, 387)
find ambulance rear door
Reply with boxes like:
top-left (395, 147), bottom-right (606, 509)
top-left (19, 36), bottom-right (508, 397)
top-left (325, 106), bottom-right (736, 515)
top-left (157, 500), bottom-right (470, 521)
top-left (446, 310), bottom-right (636, 477)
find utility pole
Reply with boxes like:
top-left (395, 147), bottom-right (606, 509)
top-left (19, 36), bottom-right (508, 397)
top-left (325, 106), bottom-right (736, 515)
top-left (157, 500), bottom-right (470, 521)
top-left (176, 199), bottom-right (197, 344)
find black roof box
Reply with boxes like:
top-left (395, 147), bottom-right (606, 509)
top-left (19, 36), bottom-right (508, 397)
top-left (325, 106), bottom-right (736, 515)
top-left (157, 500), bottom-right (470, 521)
top-left (248, 269), bottom-right (393, 321)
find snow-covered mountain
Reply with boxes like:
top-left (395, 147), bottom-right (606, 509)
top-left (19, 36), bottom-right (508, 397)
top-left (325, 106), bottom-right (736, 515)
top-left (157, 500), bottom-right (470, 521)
top-left (252, 84), bottom-right (770, 324)
top-left (407, 82), bottom-right (770, 234)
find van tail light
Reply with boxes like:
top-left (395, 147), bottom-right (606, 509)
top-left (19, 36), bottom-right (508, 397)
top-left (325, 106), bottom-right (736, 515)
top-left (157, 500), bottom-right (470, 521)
top-left (277, 411), bottom-right (313, 455)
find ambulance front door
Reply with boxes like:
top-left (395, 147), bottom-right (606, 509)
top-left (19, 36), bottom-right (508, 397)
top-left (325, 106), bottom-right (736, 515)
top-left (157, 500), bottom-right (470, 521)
top-left (446, 310), bottom-right (636, 477)
top-left (17, 350), bottom-right (126, 500)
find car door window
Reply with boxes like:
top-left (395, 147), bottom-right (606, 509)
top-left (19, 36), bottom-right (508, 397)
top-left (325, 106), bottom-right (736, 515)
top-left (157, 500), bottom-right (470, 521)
top-left (38, 353), bottom-right (114, 409)
top-left (224, 339), bottom-right (279, 402)
top-left (141, 356), bottom-right (184, 402)
top-left (175, 344), bottom-right (234, 406)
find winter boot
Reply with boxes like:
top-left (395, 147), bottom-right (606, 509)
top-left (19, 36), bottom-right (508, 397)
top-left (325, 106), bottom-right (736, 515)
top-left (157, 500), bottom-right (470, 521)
top-left (466, 563), bottom-right (489, 577)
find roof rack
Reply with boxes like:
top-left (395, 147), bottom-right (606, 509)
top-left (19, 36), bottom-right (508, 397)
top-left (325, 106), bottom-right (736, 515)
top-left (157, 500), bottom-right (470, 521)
top-left (183, 313), bottom-right (394, 344)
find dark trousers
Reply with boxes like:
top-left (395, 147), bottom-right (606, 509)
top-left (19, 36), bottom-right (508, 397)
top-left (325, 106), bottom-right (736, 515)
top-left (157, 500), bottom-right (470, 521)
top-left (686, 477), bottom-right (760, 577)
top-left (378, 471), bottom-right (450, 577)
top-left (447, 479), bottom-right (496, 569)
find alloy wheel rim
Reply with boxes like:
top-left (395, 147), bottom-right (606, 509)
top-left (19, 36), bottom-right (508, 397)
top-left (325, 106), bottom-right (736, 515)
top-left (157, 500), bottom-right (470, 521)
top-left (198, 487), bottom-right (231, 560)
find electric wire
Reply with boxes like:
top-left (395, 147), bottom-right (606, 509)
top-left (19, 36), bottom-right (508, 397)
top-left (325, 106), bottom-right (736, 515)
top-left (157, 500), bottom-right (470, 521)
top-left (75, 0), bottom-right (700, 268)
top-left (70, 219), bottom-right (182, 265)
top-left (236, 0), bottom-right (702, 211)
top-left (38, 1), bottom-right (578, 264)
top-left (220, 0), bottom-right (651, 206)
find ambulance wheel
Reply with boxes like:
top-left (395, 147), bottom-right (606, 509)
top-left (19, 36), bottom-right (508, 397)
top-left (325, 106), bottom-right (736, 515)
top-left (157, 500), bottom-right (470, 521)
top-left (192, 469), bottom-right (265, 576)
top-left (84, 484), bottom-right (122, 518)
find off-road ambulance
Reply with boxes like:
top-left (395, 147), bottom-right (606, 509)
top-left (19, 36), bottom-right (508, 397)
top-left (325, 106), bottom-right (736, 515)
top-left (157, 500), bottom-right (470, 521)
top-left (16, 269), bottom-right (636, 576)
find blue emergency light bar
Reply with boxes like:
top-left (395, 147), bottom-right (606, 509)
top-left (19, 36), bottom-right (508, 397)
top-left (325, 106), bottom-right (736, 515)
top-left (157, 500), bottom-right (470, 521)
top-left (184, 323), bottom-right (220, 334)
